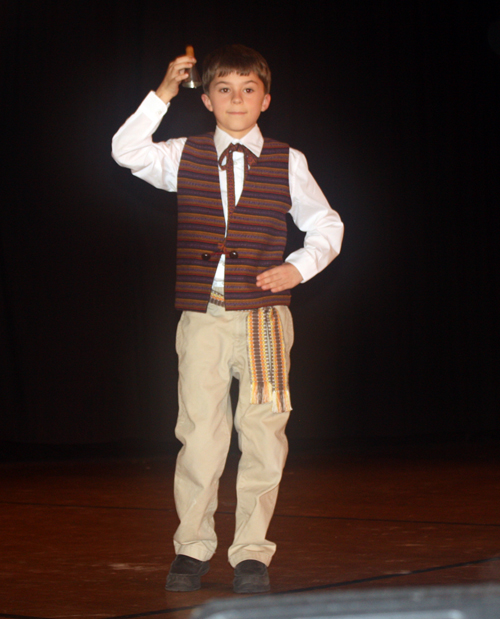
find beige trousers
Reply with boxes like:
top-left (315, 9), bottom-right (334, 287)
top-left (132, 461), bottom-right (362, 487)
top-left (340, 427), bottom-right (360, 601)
top-left (173, 300), bottom-right (294, 567)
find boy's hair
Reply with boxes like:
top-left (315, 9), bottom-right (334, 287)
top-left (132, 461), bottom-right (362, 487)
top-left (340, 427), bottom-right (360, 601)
top-left (202, 44), bottom-right (271, 94)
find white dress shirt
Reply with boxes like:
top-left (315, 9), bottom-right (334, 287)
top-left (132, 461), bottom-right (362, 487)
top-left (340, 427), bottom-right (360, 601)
top-left (112, 91), bottom-right (344, 286)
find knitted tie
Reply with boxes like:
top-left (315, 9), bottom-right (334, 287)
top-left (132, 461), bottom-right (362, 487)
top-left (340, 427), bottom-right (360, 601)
top-left (218, 143), bottom-right (257, 220)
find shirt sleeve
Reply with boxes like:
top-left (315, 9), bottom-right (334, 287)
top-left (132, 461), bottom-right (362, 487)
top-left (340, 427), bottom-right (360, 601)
top-left (285, 148), bottom-right (344, 282)
top-left (111, 91), bottom-right (187, 192)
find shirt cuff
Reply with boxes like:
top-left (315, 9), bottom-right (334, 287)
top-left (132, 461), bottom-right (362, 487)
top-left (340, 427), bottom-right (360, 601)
top-left (285, 251), bottom-right (317, 283)
top-left (138, 91), bottom-right (170, 123)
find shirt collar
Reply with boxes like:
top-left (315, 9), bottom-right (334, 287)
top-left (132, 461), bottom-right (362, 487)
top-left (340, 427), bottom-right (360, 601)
top-left (213, 124), bottom-right (264, 159)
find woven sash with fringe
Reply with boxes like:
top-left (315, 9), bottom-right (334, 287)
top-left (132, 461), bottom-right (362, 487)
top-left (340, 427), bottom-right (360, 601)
top-left (247, 307), bottom-right (292, 413)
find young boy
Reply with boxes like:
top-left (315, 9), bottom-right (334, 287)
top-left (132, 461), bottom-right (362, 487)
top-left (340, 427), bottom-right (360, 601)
top-left (112, 44), bottom-right (343, 594)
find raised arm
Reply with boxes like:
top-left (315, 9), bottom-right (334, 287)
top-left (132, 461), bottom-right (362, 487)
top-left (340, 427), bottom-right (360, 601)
top-left (111, 53), bottom-right (198, 191)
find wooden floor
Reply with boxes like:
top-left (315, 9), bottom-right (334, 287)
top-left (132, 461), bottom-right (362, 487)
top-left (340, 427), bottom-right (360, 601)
top-left (2, 442), bottom-right (500, 619)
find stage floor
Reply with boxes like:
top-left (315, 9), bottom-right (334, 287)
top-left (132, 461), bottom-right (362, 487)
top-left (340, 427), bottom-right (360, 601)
top-left (2, 443), bottom-right (500, 618)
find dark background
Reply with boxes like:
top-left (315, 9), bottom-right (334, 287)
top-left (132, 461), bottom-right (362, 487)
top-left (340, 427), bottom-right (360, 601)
top-left (1, 1), bottom-right (499, 457)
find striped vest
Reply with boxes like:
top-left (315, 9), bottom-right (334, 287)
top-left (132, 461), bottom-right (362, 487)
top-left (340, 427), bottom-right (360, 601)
top-left (176, 133), bottom-right (292, 312)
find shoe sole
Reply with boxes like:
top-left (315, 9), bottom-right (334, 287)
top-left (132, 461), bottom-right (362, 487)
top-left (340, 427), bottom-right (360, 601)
top-left (165, 563), bottom-right (210, 592)
top-left (233, 574), bottom-right (270, 594)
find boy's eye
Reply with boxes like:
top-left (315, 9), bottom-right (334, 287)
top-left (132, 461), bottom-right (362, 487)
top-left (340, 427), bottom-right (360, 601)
top-left (244, 88), bottom-right (254, 93)
top-left (219, 88), bottom-right (230, 93)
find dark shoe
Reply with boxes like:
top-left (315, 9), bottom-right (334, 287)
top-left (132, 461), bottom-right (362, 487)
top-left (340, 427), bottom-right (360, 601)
top-left (233, 559), bottom-right (270, 594)
top-left (165, 554), bottom-right (210, 592)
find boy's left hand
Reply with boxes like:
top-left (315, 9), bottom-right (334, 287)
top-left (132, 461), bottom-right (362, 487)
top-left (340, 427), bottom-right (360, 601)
top-left (256, 263), bottom-right (302, 293)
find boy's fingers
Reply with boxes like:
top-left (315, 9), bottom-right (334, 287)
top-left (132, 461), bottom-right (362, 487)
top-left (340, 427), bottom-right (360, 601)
top-left (171, 55), bottom-right (196, 69)
top-left (256, 264), bottom-right (302, 292)
top-left (161, 57), bottom-right (197, 93)
top-left (157, 57), bottom-right (196, 102)
top-left (256, 268), bottom-right (277, 285)
top-left (169, 62), bottom-right (193, 76)
top-left (167, 56), bottom-right (194, 73)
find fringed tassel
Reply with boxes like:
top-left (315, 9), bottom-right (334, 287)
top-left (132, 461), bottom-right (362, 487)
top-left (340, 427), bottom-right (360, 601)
top-left (251, 380), bottom-right (273, 405)
top-left (272, 388), bottom-right (292, 414)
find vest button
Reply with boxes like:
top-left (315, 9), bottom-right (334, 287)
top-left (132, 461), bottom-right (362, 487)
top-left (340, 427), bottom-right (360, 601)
top-left (229, 251), bottom-right (239, 259)
top-left (201, 252), bottom-right (210, 261)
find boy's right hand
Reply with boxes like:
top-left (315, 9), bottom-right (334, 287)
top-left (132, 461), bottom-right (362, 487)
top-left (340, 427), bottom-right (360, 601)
top-left (156, 53), bottom-right (197, 104)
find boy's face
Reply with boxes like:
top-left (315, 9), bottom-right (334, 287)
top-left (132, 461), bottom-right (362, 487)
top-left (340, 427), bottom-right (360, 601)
top-left (201, 71), bottom-right (271, 139)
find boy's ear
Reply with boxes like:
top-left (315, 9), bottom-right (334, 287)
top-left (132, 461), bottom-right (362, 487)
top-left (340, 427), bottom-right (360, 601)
top-left (201, 93), bottom-right (213, 112)
top-left (261, 93), bottom-right (271, 112)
